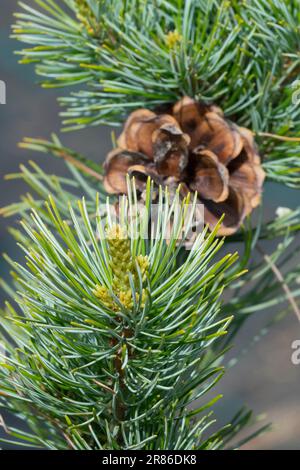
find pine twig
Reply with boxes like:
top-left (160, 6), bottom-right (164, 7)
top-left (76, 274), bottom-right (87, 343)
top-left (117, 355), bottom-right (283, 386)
top-left (256, 244), bottom-right (300, 323)
top-left (55, 150), bottom-right (103, 181)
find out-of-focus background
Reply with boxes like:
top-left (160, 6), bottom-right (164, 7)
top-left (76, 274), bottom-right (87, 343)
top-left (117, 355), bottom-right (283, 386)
top-left (1, 1), bottom-right (300, 450)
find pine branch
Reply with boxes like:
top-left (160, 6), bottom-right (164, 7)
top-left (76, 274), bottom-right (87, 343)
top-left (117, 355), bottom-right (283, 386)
top-left (12, 1), bottom-right (300, 190)
top-left (12, 0), bottom-right (300, 138)
top-left (0, 180), bottom-right (251, 449)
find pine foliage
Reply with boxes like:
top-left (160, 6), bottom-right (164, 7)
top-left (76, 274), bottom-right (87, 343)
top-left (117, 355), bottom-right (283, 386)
top-left (0, 0), bottom-right (300, 450)
top-left (11, 0), bottom-right (300, 189)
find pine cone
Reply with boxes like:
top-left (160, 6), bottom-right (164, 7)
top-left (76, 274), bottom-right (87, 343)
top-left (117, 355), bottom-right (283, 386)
top-left (104, 97), bottom-right (265, 236)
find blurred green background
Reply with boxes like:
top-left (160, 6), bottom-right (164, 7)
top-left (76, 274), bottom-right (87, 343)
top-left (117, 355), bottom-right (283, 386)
top-left (1, 0), bottom-right (300, 450)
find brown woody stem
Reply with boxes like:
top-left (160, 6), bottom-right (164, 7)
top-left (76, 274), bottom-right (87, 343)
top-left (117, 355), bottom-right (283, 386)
top-left (57, 151), bottom-right (103, 181)
top-left (256, 244), bottom-right (300, 323)
top-left (110, 330), bottom-right (126, 444)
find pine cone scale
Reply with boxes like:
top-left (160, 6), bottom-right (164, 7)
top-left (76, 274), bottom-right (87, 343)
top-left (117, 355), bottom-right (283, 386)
top-left (189, 149), bottom-right (230, 203)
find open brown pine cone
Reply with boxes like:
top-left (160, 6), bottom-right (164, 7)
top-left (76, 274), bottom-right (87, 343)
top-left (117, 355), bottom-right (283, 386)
top-left (104, 97), bottom-right (265, 236)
